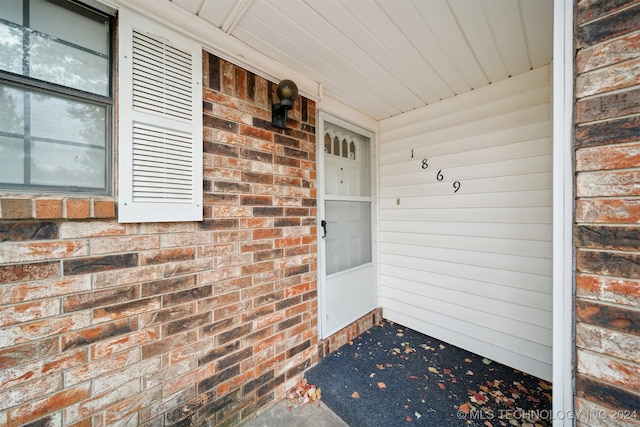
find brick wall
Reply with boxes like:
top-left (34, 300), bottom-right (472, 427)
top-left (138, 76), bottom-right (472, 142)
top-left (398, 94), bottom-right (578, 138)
top-left (0, 52), bottom-right (321, 426)
top-left (574, 0), bottom-right (640, 423)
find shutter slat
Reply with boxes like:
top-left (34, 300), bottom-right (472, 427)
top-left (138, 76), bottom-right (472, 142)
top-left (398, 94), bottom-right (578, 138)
top-left (132, 30), bottom-right (192, 122)
top-left (131, 123), bottom-right (194, 202)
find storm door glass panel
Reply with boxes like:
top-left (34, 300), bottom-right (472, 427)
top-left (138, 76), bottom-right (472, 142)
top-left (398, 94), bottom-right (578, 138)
top-left (325, 200), bottom-right (371, 275)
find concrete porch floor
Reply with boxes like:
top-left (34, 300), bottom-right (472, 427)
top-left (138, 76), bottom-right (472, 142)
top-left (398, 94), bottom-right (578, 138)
top-left (240, 399), bottom-right (348, 427)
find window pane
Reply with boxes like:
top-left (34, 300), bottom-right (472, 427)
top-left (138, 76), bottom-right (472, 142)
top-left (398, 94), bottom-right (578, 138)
top-left (31, 140), bottom-right (105, 188)
top-left (0, 22), bottom-right (23, 75)
top-left (0, 136), bottom-right (25, 184)
top-left (325, 201), bottom-right (372, 275)
top-left (0, 82), bottom-right (108, 192)
top-left (29, 33), bottom-right (109, 95)
top-left (0, 84), bottom-right (24, 134)
top-left (30, 92), bottom-right (106, 146)
top-left (30, 0), bottom-right (108, 55)
top-left (0, 0), bottom-right (22, 25)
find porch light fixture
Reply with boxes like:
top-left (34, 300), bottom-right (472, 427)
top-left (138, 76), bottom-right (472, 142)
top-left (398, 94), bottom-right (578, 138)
top-left (271, 79), bottom-right (298, 129)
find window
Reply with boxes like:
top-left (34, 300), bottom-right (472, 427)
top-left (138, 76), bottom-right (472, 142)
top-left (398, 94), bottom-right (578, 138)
top-left (0, 0), bottom-right (113, 194)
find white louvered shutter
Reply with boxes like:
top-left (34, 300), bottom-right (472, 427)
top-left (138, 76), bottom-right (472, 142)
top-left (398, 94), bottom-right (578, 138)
top-left (118, 9), bottom-right (202, 223)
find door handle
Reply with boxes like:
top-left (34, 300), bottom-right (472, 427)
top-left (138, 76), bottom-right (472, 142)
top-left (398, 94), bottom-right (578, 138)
top-left (321, 220), bottom-right (327, 238)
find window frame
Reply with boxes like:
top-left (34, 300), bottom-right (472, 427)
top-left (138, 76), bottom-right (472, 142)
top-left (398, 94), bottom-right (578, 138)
top-left (0, 0), bottom-right (115, 196)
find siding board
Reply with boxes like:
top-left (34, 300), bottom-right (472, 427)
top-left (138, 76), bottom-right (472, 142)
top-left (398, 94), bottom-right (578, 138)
top-left (378, 66), bottom-right (552, 380)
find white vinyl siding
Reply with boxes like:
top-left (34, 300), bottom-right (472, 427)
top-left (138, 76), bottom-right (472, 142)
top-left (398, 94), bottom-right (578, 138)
top-left (118, 8), bottom-right (202, 223)
top-left (378, 66), bottom-right (552, 381)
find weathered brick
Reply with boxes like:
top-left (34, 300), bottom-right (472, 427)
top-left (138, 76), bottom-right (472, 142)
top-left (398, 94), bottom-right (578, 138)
top-left (576, 299), bottom-right (640, 334)
top-left (141, 275), bottom-right (197, 297)
top-left (164, 286), bottom-right (213, 307)
top-left (3, 312), bottom-right (91, 348)
top-left (0, 261), bottom-right (60, 284)
top-left (576, 225), bottom-right (640, 251)
top-left (63, 253), bottom-right (138, 275)
top-left (140, 248), bottom-right (195, 266)
top-left (63, 380), bottom-right (140, 424)
top-left (163, 312), bottom-right (211, 337)
top-left (1, 198), bottom-right (33, 219)
top-left (0, 299), bottom-right (61, 326)
top-left (577, 143), bottom-right (640, 171)
top-left (0, 240), bottom-right (89, 263)
top-left (61, 317), bottom-right (138, 351)
top-left (93, 199), bottom-right (116, 218)
top-left (65, 199), bottom-right (91, 219)
top-left (577, 249), bottom-right (640, 278)
top-left (7, 383), bottom-right (91, 427)
top-left (198, 365), bottom-right (240, 394)
top-left (577, 3), bottom-right (640, 48)
top-left (576, 87), bottom-right (640, 123)
top-left (91, 327), bottom-right (158, 359)
top-left (93, 297), bottom-right (162, 323)
top-left (576, 374), bottom-right (640, 414)
top-left (575, 115), bottom-right (640, 149)
top-left (63, 285), bottom-right (138, 312)
top-left (139, 303), bottom-right (197, 329)
top-left (0, 222), bottom-right (58, 242)
top-left (576, 198), bottom-right (640, 223)
top-left (0, 337), bottom-right (59, 368)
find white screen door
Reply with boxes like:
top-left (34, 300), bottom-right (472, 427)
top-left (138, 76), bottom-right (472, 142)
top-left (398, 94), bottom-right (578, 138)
top-left (319, 113), bottom-right (376, 338)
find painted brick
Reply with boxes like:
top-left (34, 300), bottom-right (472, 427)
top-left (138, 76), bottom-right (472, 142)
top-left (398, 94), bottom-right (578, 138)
top-left (577, 274), bottom-right (640, 306)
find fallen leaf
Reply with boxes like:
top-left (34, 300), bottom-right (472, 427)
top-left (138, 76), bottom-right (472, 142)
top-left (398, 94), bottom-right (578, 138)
top-left (464, 358), bottom-right (472, 363)
top-left (443, 368), bottom-right (452, 375)
top-left (376, 364), bottom-right (385, 370)
top-left (482, 358), bottom-right (493, 365)
top-left (439, 344), bottom-right (445, 349)
top-left (349, 341), bottom-right (353, 345)
top-left (351, 391), bottom-right (360, 399)
top-left (410, 375), bottom-right (419, 380)
top-left (483, 421), bottom-right (492, 427)
top-left (539, 381), bottom-right (552, 390)
top-left (438, 383), bottom-right (446, 390)
top-left (377, 382), bottom-right (387, 389)
top-left (414, 411), bottom-right (421, 419)
top-left (406, 416), bottom-right (412, 422)
top-left (458, 402), bottom-right (472, 415)
top-left (428, 367), bottom-right (439, 373)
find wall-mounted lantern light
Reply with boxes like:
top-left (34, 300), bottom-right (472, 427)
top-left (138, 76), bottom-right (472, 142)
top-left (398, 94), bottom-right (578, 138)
top-left (271, 79), bottom-right (298, 129)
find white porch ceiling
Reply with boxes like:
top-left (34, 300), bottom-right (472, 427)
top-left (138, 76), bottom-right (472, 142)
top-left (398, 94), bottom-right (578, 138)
top-left (171, 0), bottom-right (553, 121)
